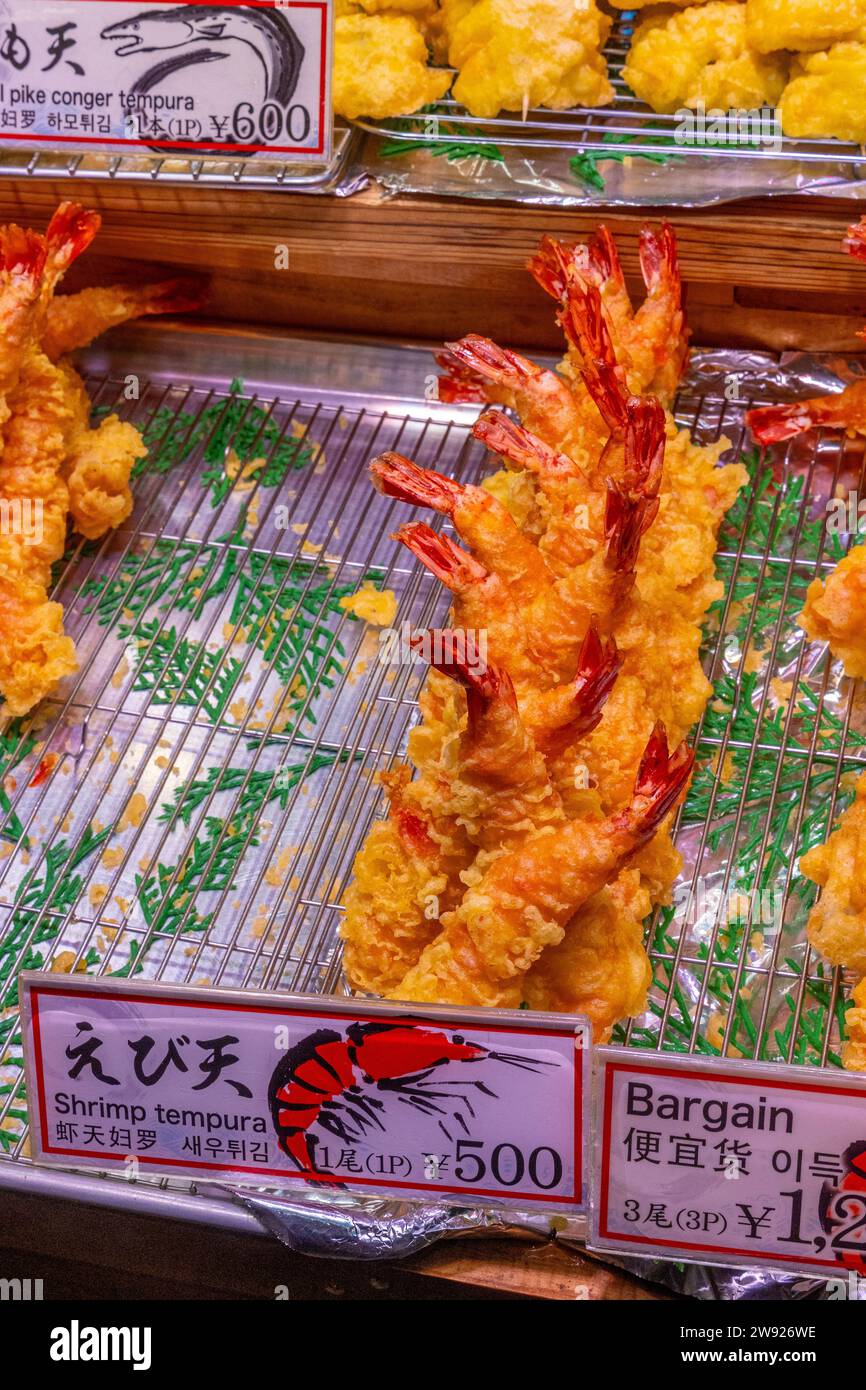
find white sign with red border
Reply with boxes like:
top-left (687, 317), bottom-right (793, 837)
top-left (590, 1047), bottom-right (866, 1280)
top-left (0, 1), bottom-right (332, 159)
top-left (20, 973), bottom-right (590, 1213)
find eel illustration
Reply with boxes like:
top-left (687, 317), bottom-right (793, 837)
top-left (101, 5), bottom-right (306, 153)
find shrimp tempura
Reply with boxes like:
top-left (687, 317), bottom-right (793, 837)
top-left (390, 724), bottom-right (693, 1007)
top-left (747, 217), bottom-right (866, 443)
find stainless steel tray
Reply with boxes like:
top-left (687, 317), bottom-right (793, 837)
top-left (0, 326), bottom-right (861, 1232)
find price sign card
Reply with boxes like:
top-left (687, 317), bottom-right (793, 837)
top-left (590, 1048), bottom-right (866, 1280)
top-left (21, 974), bottom-right (590, 1212)
top-left (0, 1), bottom-right (332, 159)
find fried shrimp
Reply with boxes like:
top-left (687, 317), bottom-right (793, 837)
top-left (799, 543), bottom-right (866, 679)
top-left (390, 724), bottom-right (694, 1007)
top-left (342, 625), bottom-right (620, 995)
top-left (0, 209), bottom-right (100, 716)
top-left (438, 335), bottom-right (602, 464)
top-left (748, 219), bottom-right (866, 443)
top-left (472, 409), bottom-right (602, 573)
top-left (394, 522), bottom-right (544, 688)
top-left (529, 223), bottom-right (689, 406)
top-left (343, 219), bottom-right (745, 1031)
top-left (42, 278), bottom-right (206, 361)
top-left (341, 764), bottom-right (475, 996)
top-left (0, 202), bottom-right (200, 715)
top-left (370, 451), bottom-right (555, 604)
top-left (417, 648), bottom-right (566, 851)
top-left (523, 870), bottom-right (653, 1037)
top-left (0, 229), bottom-right (47, 449)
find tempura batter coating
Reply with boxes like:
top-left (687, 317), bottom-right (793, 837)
top-left (62, 414), bottom-right (147, 541)
top-left (842, 978), bottom-right (866, 1071)
top-left (0, 579), bottom-right (77, 717)
top-left (342, 764), bottom-right (475, 995)
top-left (801, 776), bottom-right (866, 978)
top-left (623, 2), bottom-right (789, 115)
top-left (780, 43), bottom-right (866, 144)
top-left (333, 13), bottom-right (452, 119)
top-left (449, 0), bottom-right (613, 119)
top-left (746, 0), bottom-right (866, 53)
top-left (799, 543), bottom-right (866, 680)
top-left (523, 870), bottom-right (653, 1038)
top-left (42, 279), bottom-right (205, 362)
top-left (391, 726), bottom-right (693, 1006)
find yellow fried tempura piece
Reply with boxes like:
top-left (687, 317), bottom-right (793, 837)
top-left (842, 978), bottom-right (866, 1071)
top-left (62, 413), bottom-right (147, 541)
top-left (449, 0), bottom-right (613, 119)
top-left (333, 13), bottom-right (452, 119)
top-left (799, 543), bottom-right (866, 679)
top-left (623, 1), bottom-right (789, 115)
top-left (428, 0), bottom-right (477, 61)
top-left (780, 43), bottom-right (866, 143)
top-left (338, 581), bottom-right (398, 626)
top-left (801, 776), bottom-right (866, 978)
top-left (0, 579), bottom-right (77, 717)
top-left (746, 0), bottom-right (866, 53)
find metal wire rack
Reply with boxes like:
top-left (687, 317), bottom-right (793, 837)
top-left (354, 7), bottom-right (866, 169)
top-left (0, 124), bottom-right (357, 191)
top-left (0, 327), bottom-right (861, 1222)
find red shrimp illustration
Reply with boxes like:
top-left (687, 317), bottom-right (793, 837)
top-left (268, 1020), bottom-right (555, 1177)
top-left (819, 1140), bottom-right (866, 1277)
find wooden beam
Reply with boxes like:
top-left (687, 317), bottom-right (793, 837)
top-left (0, 181), bottom-right (862, 352)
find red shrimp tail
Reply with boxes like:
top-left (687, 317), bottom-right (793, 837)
top-left (442, 334), bottom-right (536, 388)
top-left (381, 766), bottom-right (438, 857)
top-left (434, 349), bottom-right (491, 404)
top-left (569, 619), bottom-right (622, 737)
top-left (590, 225), bottom-right (626, 291)
top-left (631, 722), bottom-right (695, 833)
top-left (640, 222), bottom-right (682, 305)
top-left (45, 201), bottom-right (101, 272)
top-left (0, 226), bottom-right (46, 281)
top-left (604, 479), bottom-right (660, 574)
top-left (526, 235), bottom-right (574, 301)
top-left (473, 409), bottom-right (575, 476)
top-left (844, 217), bottom-right (866, 265)
top-left (746, 401), bottom-right (814, 445)
top-left (393, 521), bottom-right (488, 591)
top-left (558, 281), bottom-right (629, 432)
top-left (529, 228), bottom-right (624, 303)
top-left (624, 395), bottom-right (666, 497)
top-left (412, 629), bottom-right (504, 727)
top-left (139, 276), bottom-right (208, 316)
top-left (370, 452), bottom-right (462, 516)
